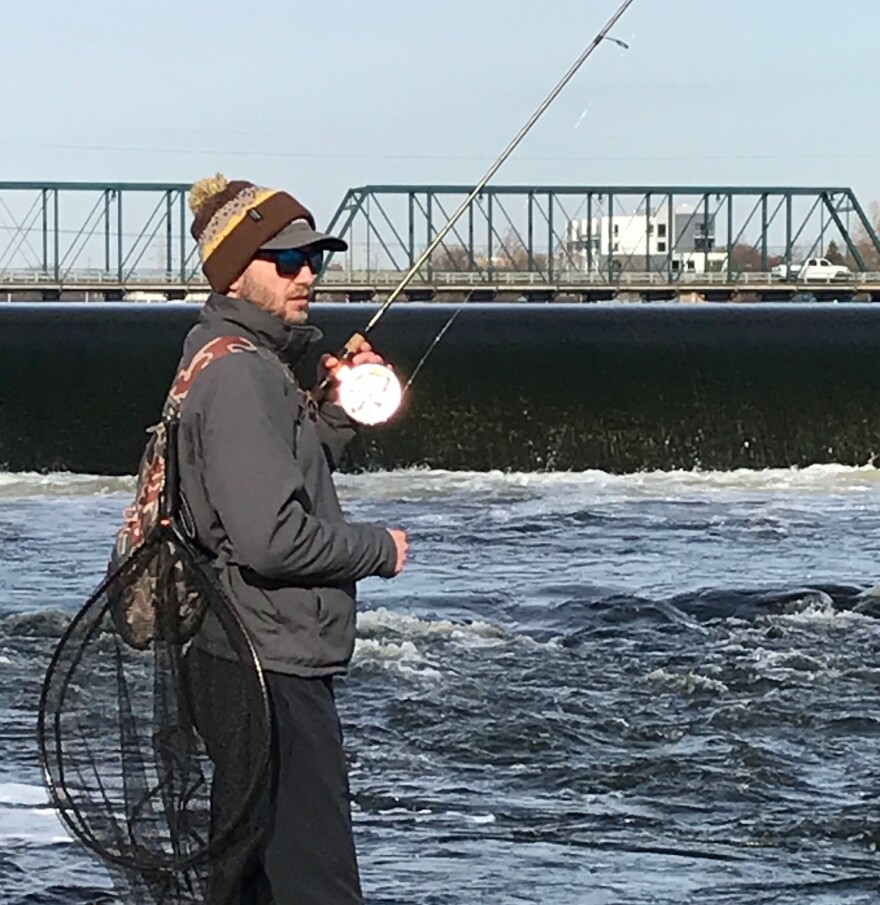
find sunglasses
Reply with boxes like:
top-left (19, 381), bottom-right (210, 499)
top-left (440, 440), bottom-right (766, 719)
top-left (257, 247), bottom-right (325, 277)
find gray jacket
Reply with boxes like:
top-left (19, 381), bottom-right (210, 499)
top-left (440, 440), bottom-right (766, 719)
top-left (176, 293), bottom-right (397, 676)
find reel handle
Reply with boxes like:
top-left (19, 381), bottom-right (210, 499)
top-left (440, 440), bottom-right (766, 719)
top-left (315, 332), bottom-right (368, 398)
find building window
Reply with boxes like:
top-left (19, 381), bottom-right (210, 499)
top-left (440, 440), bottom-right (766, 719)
top-left (613, 224), bottom-right (619, 237)
top-left (657, 223), bottom-right (667, 238)
top-left (657, 241), bottom-right (667, 253)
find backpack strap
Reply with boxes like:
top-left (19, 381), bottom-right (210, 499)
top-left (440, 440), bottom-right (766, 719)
top-left (162, 335), bottom-right (257, 419)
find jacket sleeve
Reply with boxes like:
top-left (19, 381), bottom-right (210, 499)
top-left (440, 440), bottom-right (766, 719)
top-left (194, 355), bottom-right (397, 585)
top-left (314, 401), bottom-right (358, 472)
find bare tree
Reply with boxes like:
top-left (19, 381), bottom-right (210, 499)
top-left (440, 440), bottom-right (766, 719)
top-left (853, 202), bottom-right (880, 270)
top-left (729, 243), bottom-right (762, 272)
top-left (431, 244), bottom-right (477, 271)
top-left (492, 228), bottom-right (548, 272)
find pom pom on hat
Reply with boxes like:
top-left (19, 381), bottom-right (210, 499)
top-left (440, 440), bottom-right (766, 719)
top-left (189, 173), bottom-right (230, 215)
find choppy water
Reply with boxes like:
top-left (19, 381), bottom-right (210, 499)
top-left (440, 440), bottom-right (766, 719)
top-left (1, 466), bottom-right (879, 904)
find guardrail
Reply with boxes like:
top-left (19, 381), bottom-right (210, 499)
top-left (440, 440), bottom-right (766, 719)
top-left (0, 268), bottom-right (208, 286)
top-left (2, 267), bottom-right (880, 293)
top-left (318, 270), bottom-right (880, 288)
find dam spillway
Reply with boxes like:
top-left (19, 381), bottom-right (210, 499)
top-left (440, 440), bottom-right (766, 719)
top-left (1, 302), bottom-right (879, 475)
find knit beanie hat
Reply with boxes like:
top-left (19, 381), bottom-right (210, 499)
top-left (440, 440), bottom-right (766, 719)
top-left (189, 174), bottom-right (328, 293)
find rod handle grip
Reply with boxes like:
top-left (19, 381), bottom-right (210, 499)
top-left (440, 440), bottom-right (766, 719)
top-left (342, 332), bottom-right (367, 357)
top-left (315, 333), bottom-right (369, 398)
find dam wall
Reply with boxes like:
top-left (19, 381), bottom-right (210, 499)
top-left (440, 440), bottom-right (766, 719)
top-left (1, 302), bottom-right (879, 474)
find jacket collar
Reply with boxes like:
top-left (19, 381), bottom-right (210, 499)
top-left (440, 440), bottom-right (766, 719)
top-left (200, 293), bottom-right (323, 365)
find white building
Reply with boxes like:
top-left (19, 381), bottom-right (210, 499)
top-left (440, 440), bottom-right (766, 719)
top-left (564, 205), bottom-right (727, 274)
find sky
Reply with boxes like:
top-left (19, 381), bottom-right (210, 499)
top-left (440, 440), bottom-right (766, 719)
top-left (2, 0), bottom-right (879, 225)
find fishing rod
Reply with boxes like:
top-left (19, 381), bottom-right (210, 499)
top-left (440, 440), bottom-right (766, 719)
top-left (325, 0), bottom-right (639, 425)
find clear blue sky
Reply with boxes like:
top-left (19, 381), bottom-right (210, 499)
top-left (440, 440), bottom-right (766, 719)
top-left (4, 0), bottom-right (878, 224)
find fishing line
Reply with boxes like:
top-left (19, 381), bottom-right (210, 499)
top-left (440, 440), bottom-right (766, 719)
top-left (403, 306), bottom-right (465, 392)
top-left (320, 0), bottom-right (640, 424)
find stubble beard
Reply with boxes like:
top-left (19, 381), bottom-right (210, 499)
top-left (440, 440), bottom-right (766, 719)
top-left (239, 272), bottom-right (309, 324)
top-left (283, 300), bottom-right (309, 325)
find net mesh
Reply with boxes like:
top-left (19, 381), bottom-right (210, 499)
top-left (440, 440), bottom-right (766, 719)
top-left (38, 531), bottom-right (271, 904)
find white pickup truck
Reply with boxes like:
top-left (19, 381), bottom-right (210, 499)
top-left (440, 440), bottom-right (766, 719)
top-left (771, 257), bottom-right (851, 281)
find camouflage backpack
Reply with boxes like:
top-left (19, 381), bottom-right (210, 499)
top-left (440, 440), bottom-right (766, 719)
top-left (109, 335), bottom-right (256, 650)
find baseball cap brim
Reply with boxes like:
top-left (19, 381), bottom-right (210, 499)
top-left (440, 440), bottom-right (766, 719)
top-left (259, 218), bottom-right (348, 253)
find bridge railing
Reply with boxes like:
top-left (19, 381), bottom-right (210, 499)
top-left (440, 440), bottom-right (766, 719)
top-left (0, 267), bottom-right (209, 287)
top-left (2, 266), bottom-right (880, 293)
top-left (317, 270), bottom-right (880, 287)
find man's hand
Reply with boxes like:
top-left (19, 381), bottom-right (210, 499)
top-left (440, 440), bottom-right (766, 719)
top-left (320, 341), bottom-right (387, 404)
top-left (387, 529), bottom-right (409, 575)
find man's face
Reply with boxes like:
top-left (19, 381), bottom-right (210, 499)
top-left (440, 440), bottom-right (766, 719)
top-left (230, 253), bottom-right (316, 324)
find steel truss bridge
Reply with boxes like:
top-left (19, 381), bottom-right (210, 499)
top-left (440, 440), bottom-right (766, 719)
top-left (1, 182), bottom-right (879, 301)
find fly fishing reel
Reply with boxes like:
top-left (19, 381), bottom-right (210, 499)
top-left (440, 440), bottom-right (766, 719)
top-left (325, 332), bottom-right (404, 426)
top-left (336, 361), bottom-right (403, 426)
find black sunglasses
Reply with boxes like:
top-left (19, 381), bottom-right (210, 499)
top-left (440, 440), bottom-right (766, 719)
top-left (257, 247), bottom-right (325, 277)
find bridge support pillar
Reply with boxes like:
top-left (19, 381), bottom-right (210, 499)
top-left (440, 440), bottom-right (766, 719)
top-left (580, 290), bottom-right (618, 303)
top-left (810, 289), bottom-right (856, 303)
top-left (758, 290), bottom-right (798, 302)
top-left (640, 289), bottom-right (677, 302)
top-left (405, 289), bottom-right (435, 302)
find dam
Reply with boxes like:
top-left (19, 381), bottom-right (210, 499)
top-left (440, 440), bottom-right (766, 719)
top-left (2, 301), bottom-right (879, 475)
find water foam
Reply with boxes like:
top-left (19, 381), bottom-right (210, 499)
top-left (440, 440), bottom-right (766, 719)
top-left (358, 607), bottom-right (508, 646)
top-left (2, 462), bottom-right (877, 504)
top-left (352, 637), bottom-right (441, 678)
top-left (780, 602), bottom-right (876, 628)
top-left (645, 668), bottom-right (729, 695)
top-left (0, 471), bottom-right (134, 499)
top-left (0, 782), bottom-right (49, 806)
top-left (336, 463), bottom-right (880, 503)
top-left (0, 783), bottom-right (70, 846)
top-left (353, 607), bottom-right (513, 678)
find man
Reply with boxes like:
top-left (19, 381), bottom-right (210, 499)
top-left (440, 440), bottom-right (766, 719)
top-left (177, 174), bottom-right (408, 904)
